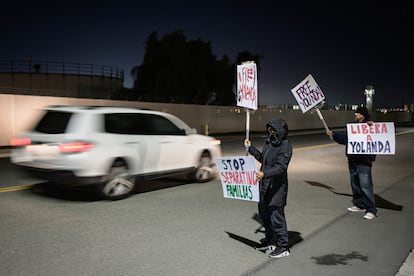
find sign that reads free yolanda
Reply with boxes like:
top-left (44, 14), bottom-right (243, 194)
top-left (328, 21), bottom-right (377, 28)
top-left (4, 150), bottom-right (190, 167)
top-left (237, 63), bottom-right (258, 110)
top-left (216, 156), bottom-right (259, 202)
top-left (291, 74), bottom-right (325, 113)
top-left (347, 122), bottom-right (395, 155)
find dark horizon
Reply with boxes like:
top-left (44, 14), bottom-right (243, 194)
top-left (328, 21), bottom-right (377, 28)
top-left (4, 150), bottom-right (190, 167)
top-left (1, 1), bottom-right (412, 108)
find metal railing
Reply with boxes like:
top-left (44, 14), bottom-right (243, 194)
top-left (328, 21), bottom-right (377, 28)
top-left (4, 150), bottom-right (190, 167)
top-left (0, 60), bottom-right (124, 80)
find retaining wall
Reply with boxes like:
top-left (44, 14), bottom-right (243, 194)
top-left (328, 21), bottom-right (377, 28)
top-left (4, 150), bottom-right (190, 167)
top-left (3, 94), bottom-right (411, 147)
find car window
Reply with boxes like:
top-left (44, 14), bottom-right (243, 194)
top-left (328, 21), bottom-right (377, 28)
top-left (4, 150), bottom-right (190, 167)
top-left (148, 114), bottom-right (185, 135)
top-left (105, 113), bottom-right (185, 135)
top-left (34, 111), bottom-right (73, 134)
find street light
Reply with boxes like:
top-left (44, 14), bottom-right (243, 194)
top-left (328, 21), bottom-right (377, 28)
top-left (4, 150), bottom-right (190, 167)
top-left (364, 85), bottom-right (375, 119)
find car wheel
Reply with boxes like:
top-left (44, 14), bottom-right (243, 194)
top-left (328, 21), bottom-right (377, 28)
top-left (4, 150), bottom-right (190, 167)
top-left (193, 151), bottom-right (215, 183)
top-left (98, 161), bottom-right (135, 200)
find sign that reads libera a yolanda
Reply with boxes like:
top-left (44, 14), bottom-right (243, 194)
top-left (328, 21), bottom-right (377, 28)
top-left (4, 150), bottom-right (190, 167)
top-left (347, 122), bottom-right (395, 155)
top-left (237, 63), bottom-right (258, 110)
top-left (291, 74), bottom-right (325, 113)
top-left (216, 156), bottom-right (259, 202)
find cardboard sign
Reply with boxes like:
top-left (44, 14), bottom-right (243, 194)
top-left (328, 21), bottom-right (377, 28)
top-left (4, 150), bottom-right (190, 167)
top-left (216, 156), bottom-right (259, 202)
top-left (346, 122), bottom-right (395, 155)
top-left (291, 74), bottom-right (325, 113)
top-left (237, 63), bottom-right (258, 110)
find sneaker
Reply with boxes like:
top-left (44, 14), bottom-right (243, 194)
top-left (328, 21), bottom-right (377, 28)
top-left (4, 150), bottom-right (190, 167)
top-left (255, 240), bottom-right (276, 252)
top-left (347, 206), bottom-right (366, 212)
top-left (363, 212), bottom-right (377, 220)
top-left (269, 247), bottom-right (290, 259)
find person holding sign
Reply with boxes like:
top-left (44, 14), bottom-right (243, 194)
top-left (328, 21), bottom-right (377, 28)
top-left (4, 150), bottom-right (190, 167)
top-left (326, 106), bottom-right (377, 220)
top-left (244, 119), bottom-right (292, 258)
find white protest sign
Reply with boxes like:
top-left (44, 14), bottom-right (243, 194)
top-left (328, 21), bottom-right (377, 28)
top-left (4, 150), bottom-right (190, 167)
top-left (347, 122), bottom-right (395, 155)
top-left (237, 63), bottom-right (258, 110)
top-left (215, 156), bottom-right (259, 202)
top-left (291, 74), bottom-right (325, 113)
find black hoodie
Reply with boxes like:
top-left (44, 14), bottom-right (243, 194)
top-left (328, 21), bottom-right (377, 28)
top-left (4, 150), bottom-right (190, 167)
top-left (248, 119), bottom-right (293, 207)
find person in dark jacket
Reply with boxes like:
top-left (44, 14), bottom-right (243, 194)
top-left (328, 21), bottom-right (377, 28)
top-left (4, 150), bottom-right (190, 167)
top-left (244, 118), bottom-right (292, 258)
top-left (326, 106), bottom-right (377, 220)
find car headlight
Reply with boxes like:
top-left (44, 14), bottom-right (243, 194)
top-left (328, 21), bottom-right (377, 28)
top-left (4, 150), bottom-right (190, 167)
top-left (210, 139), bottom-right (221, 145)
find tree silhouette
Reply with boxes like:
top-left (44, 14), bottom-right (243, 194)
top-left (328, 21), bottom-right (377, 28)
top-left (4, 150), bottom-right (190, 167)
top-left (130, 30), bottom-right (262, 105)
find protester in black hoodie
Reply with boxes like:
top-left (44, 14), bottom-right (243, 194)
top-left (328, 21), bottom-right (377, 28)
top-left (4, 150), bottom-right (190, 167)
top-left (327, 106), bottom-right (377, 220)
top-left (244, 118), bottom-right (292, 258)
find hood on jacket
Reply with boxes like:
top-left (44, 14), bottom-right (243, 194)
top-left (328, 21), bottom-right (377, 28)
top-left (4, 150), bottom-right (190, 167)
top-left (266, 119), bottom-right (289, 146)
top-left (355, 106), bottom-right (370, 120)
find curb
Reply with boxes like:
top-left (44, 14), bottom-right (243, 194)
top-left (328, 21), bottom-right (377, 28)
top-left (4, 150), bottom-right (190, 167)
top-left (396, 249), bottom-right (414, 276)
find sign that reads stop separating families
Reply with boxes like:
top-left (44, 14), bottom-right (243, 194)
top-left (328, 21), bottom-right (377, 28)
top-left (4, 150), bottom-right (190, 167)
top-left (291, 74), bottom-right (325, 113)
top-left (346, 122), bottom-right (395, 155)
top-left (216, 156), bottom-right (259, 202)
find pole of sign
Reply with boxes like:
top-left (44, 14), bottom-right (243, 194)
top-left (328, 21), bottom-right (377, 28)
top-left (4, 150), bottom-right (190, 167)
top-left (315, 108), bottom-right (329, 132)
top-left (245, 108), bottom-right (250, 155)
top-left (314, 102), bottom-right (332, 139)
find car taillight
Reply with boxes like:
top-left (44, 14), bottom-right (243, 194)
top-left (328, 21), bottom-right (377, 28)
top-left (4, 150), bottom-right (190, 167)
top-left (59, 142), bottom-right (93, 153)
top-left (10, 138), bottom-right (32, 147)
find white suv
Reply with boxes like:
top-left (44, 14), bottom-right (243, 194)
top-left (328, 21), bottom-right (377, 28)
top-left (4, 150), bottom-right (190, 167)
top-left (11, 106), bottom-right (221, 200)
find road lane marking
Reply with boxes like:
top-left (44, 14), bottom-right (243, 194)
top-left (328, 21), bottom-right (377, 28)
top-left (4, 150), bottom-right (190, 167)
top-left (0, 184), bottom-right (35, 193)
top-left (396, 129), bottom-right (414, 136)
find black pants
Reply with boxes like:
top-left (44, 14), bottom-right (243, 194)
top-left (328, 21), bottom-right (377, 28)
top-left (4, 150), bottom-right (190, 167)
top-left (258, 203), bottom-right (288, 248)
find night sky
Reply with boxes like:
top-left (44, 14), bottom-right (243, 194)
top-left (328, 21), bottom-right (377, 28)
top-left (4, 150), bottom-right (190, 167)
top-left (2, 1), bottom-right (412, 108)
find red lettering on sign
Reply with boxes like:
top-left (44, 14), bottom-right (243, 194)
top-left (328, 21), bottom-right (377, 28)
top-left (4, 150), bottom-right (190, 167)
top-left (350, 123), bottom-right (389, 134)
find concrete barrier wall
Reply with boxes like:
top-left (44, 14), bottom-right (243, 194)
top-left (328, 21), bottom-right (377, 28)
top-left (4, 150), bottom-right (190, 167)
top-left (1, 93), bottom-right (357, 146)
top-left (377, 111), bottom-right (412, 123)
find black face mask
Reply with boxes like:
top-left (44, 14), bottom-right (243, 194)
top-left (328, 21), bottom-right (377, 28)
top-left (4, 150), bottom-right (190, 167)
top-left (267, 127), bottom-right (282, 146)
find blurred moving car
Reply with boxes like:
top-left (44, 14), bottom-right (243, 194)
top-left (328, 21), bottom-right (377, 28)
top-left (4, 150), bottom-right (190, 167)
top-left (10, 106), bottom-right (222, 200)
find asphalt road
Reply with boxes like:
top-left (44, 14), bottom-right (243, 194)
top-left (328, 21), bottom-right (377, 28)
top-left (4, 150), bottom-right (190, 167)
top-left (0, 129), bottom-right (413, 275)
